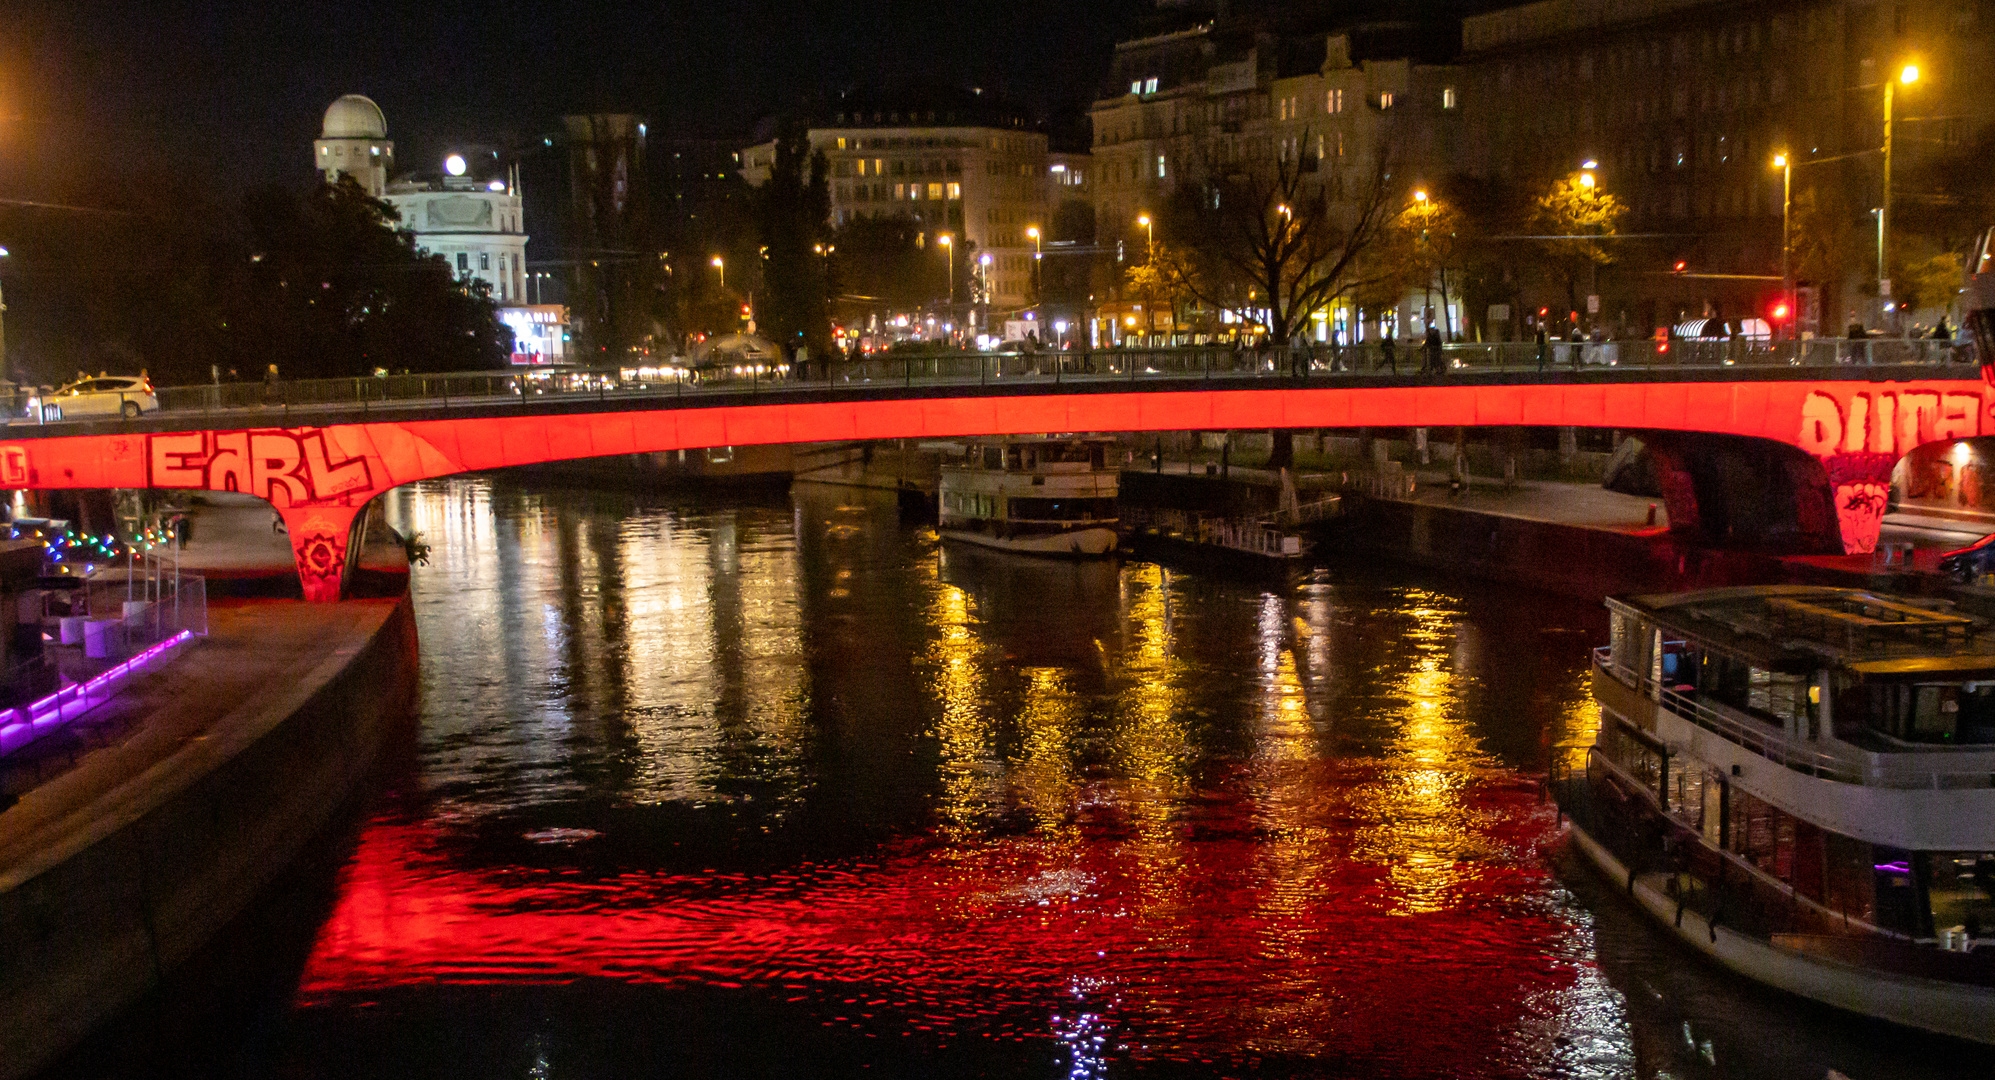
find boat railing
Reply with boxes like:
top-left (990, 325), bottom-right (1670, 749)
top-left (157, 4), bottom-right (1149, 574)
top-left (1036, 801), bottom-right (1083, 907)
top-left (1592, 647), bottom-right (1992, 788)
top-left (1262, 495), bottom-right (1341, 528)
top-left (1128, 506), bottom-right (1302, 556)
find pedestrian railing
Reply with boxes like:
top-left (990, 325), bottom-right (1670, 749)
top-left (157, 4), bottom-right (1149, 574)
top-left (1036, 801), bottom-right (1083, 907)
top-left (0, 570), bottom-right (207, 762)
top-left (7, 336), bottom-right (1982, 430)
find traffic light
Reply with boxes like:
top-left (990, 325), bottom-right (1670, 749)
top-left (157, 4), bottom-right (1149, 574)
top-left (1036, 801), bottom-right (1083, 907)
top-left (1770, 301), bottom-right (1791, 322)
top-left (1672, 261), bottom-right (1688, 274)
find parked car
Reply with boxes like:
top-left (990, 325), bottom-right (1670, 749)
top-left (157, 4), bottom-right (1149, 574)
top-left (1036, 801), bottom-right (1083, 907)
top-left (1940, 531), bottom-right (1995, 583)
top-left (26, 376), bottom-right (158, 421)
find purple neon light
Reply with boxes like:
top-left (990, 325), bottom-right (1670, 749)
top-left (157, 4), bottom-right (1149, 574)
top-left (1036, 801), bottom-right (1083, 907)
top-left (0, 629), bottom-right (196, 758)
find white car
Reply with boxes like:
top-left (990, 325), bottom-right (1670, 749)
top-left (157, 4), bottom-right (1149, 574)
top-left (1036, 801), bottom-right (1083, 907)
top-left (28, 376), bottom-right (159, 421)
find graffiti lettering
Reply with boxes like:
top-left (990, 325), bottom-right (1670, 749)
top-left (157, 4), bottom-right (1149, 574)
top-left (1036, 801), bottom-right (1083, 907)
top-left (0, 446), bottom-right (26, 487)
top-left (1800, 390), bottom-right (1987, 458)
top-left (146, 429), bottom-right (373, 506)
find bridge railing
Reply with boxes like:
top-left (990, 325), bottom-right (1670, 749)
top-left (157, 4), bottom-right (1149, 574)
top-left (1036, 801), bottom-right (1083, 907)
top-left (76, 336), bottom-right (1989, 426)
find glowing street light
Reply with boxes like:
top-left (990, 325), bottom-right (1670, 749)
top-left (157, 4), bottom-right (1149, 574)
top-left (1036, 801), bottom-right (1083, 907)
top-left (1413, 189), bottom-right (1428, 203)
top-left (444, 153), bottom-right (467, 177)
top-left (1136, 213), bottom-right (1154, 261)
top-left (938, 233), bottom-right (955, 313)
top-left (1773, 153), bottom-right (1792, 337)
top-left (710, 255), bottom-right (725, 290)
top-left (0, 245), bottom-right (9, 378)
top-left (1881, 61), bottom-right (1920, 326)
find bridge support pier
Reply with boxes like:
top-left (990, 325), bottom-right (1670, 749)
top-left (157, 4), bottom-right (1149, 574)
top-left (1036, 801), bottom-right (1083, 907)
top-left (277, 503), bottom-right (365, 602)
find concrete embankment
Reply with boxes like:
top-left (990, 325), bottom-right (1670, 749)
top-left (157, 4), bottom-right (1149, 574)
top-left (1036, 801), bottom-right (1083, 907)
top-left (0, 538), bottom-right (418, 1077)
top-left (1328, 488), bottom-right (1938, 600)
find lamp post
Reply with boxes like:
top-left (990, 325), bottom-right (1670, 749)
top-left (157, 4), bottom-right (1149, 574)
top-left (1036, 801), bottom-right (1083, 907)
top-left (0, 246), bottom-right (10, 383)
top-left (1773, 153), bottom-right (1792, 338)
top-left (978, 252), bottom-right (993, 332)
top-left (1136, 214), bottom-right (1154, 262)
top-left (938, 234), bottom-right (954, 339)
top-left (1578, 161), bottom-right (1601, 333)
top-left (1026, 225), bottom-right (1041, 309)
top-left (1882, 62), bottom-right (1918, 331)
top-left (711, 255), bottom-right (725, 291)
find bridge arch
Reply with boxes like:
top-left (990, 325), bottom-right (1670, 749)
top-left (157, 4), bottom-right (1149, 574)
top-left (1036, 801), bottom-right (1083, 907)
top-left (0, 375), bottom-right (1987, 598)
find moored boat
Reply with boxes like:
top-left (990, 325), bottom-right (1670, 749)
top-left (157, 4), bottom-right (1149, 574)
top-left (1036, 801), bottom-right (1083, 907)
top-left (938, 437), bottom-right (1119, 557)
top-left (1555, 585), bottom-right (1995, 1044)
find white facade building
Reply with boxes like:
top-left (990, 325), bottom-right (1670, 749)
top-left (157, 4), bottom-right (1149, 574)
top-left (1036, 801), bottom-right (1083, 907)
top-left (316, 96), bottom-right (560, 361)
top-left (315, 94), bottom-right (394, 197)
top-left (381, 158), bottom-right (531, 306)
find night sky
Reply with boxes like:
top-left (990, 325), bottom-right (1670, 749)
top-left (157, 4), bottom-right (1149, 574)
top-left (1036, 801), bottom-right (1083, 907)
top-left (3, 0), bottom-right (1149, 202)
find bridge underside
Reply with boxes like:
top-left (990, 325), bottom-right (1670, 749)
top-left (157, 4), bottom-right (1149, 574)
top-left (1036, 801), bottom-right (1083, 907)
top-left (0, 375), bottom-right (1982, 597)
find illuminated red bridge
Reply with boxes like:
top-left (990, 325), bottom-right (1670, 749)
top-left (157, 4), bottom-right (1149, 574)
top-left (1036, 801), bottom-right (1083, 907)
top-left (0, 359), bottom-right (1986, 599)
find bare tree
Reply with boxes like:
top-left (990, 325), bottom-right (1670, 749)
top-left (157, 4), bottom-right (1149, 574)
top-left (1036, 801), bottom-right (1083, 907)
top-left (1161, 135), bottom-right (1402, 345)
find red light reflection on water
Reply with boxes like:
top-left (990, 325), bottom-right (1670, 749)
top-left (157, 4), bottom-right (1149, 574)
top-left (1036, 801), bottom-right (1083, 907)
top-left (298, 767), bottom-right (1593, 1072)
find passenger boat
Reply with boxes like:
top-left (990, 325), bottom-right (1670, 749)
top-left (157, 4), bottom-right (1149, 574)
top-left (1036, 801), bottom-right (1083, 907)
top-left (937, 437), bottom-right (1119, 556)
top-left (1555, 585), bottom-right (1995, 1043)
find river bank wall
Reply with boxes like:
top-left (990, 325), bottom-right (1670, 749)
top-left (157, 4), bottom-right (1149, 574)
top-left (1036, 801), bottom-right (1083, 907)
top-left (1327, 493), bottom-right (1928, 600)
top-left (0, 592), bottom-right (419, 1079)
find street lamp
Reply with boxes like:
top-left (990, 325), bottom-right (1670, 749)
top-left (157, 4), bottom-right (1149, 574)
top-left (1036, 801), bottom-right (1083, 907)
top-left (1025, 225), bottom-right (1042, 316)
top-left (1881, 61), bottom-right (1919, 329)
top-left (938, 234), bottom-right (954, 330)
top-left (1136, 213), bottom-right (1154, 261)
top-left (0, 246), bottom-right (9, 381)
top-left (1773, 153), bottom-right (1792, 338)
top-left (711, 255), bottom-right (725, 290)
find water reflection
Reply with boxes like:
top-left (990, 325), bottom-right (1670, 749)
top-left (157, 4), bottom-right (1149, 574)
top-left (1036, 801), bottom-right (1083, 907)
top-left (266, 476), bottom-right (1983, 1079)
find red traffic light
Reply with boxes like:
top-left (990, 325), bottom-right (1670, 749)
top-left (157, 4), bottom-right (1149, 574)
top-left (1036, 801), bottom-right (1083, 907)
top-left (1771, 302), bottom-right (1791, 321)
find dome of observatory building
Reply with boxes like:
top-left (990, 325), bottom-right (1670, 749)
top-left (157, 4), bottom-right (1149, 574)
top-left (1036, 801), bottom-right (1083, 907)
top-left (321, 94), bottom-right (387, 139)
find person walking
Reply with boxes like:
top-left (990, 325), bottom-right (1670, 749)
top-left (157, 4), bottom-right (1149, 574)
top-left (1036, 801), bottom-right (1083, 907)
top-left (1535, 323), bottom-right (1550, 372)
top-left (1377, 328), bottom-right (1397, 374)
top-left (1423, 324), bottom-right (1444, 375)
top-left (1567, 323), bottom-right (1584, 369)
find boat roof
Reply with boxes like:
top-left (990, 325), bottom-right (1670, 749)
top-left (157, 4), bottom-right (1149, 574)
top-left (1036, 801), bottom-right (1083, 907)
top-left (1611, 585), bottom-right (1995, 677)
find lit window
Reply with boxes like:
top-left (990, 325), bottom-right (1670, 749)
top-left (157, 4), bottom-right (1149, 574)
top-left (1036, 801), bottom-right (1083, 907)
top-left (1144, 77), bottom-right (1159, 94)
top-left (370, 146), bottom-right (380, 155)
top-left (928, 182), bottom-right (944, 200)
top-left (1131, 80), bottom-right (1142, 95)
top-left (1328, 88), bottom-right (1344, 113)
top-left (480, 253), bottom-right (490, 270)
top-left (1379, 92), bottom-right (1395, 109)
top-left (837, 137), bottom-right (847, 150)
top-left (1443, 87), bottom-right (1458, 109)
top-left (1156, 155), bottom-right (1167, 178)
top-left (946, 182), bottom-right (961, 200)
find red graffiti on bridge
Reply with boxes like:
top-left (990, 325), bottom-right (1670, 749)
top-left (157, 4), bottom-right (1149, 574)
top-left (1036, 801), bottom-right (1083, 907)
top-left (147, 429), bottom-right (375, 507)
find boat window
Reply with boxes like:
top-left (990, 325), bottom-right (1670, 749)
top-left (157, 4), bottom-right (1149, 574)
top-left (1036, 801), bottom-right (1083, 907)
top-left (1600, 719), bottom-right (1664, 799)
top-left (1927, 852), bottom-right (1995, 942)
top-left (1608, 612), bottom-right (1644, 673)
top-left (1007, 497), bottom-right (1117, 522)
top-left (1034, 442), bottom-right (1100, 465)
top-left (1862, 681), bottom-right (1995, 744)
top-left (1873, 846), bottom-right (1929, 938)
top-left (984, 446), bottom-right (1003, 470)
top-left (1695, 653), bottom-right (1806, 728)
top-left (1005, 446), bottom-right (1023, 470)
top-left (1664, 759), bottom-right (1706, 830)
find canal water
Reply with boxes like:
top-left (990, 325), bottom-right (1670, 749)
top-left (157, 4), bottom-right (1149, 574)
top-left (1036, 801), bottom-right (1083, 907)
top-left (74, 474), bottom-right (1987, 1078)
